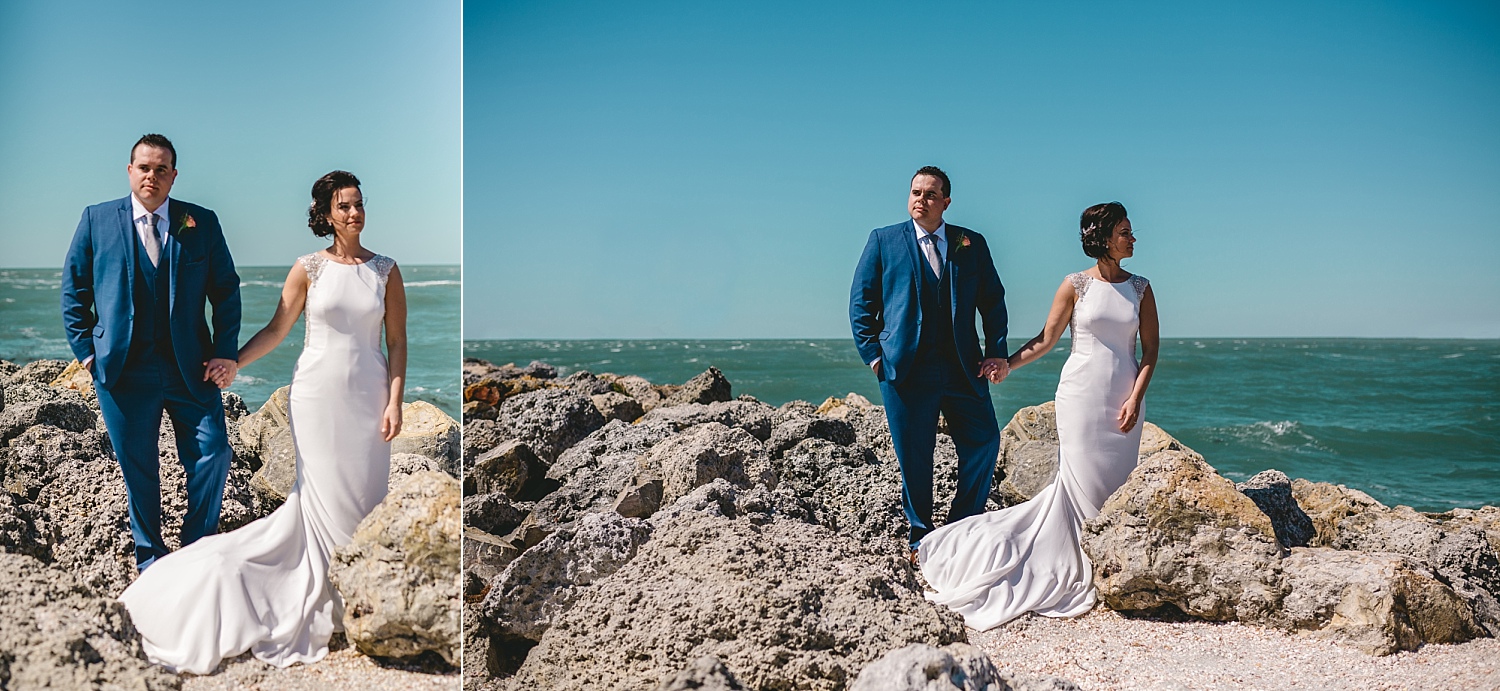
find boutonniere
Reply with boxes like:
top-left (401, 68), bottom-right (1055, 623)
top-left (177, 214), bottom-right (197, 235)
top-left (955, 233), bottom-right (971, 251)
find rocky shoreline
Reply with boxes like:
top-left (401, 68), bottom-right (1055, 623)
top-left (460, 358), bottom-right (1499, 691)
top-left (0, 358), bottom-right (462, 690)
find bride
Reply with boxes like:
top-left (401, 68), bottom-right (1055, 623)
top-left (918, 201), bottom-right (1158, 629)
top-left (119, 170), bottom-right (408, 672)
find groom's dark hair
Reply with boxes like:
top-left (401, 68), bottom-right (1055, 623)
top-left (913, 166), bottom-right (951, 198)
top-left (131, 134), bottom-right (177, 168)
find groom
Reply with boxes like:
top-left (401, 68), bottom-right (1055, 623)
top-left (849, 166), bottom-right (1010, 561)
top-left (61, 134), bottom-right (242, 572)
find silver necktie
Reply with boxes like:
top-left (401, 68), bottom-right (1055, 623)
top-left (142, 212), bottom-right (162, 267)
top-left (922, 233), bottom-right (942, 278)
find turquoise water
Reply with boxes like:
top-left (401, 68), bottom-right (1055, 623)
top-left (464, 339), bottom-right (1500, 513)
top-left (1, 266), bottom-right (461, 418)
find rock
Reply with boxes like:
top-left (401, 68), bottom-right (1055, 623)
top-left (768, 413), bottom-right (856, 457)
top-left (994, 402), bottom-right (1060, 507)
top-left (330, 470), bottom-right (461, 665)
top-left (642, 400), bottom-right (776, 442)
top-left (1290, 479), bottom-right (1388, 546)
top-left (496, 388), bottom-right (607, 464)
top-left (503, 481), bottom-right (967, 691)
top-left (591, 391), bottom-right (645, 423)
top-left (37, 449), bottom-right (136, 596)
top-left (391, 451), bottom-right (445, 480)
top-left (655, 656), bottom-right (745, 691)
top-left (7, 358), bottom-right (69, 387)
top-left (2, 423), bottom-right (106, 502)
top-left (463, 526), bottom-right (521, 585)
top-left (771, 433), bottom-right (966, 556)
top-left (1236, 470), bottom-right (1316, 548)
top-left (464, 491), bottom-right (528, 537)
top-left (249, 426), bottom-right (296, 510)
top-left (523, 420), bottom-right (681, 547)
top-left (815, 392), bottom-right (876, 420)
top-left (0, 493), bottom-right (49, 562)
top-left (1314, 503), bottom-right (1500, 636)
top-left (464, 418), bottom-right (508, 466)
top-left (1279, 547), bottom-right (1486, 654)
top-left (662, 367), bottom-right (732, 407)
top-left (1438, 506), bottom-right (1500, 555)
top-left (644, 422), bottom-right (766, 507)
top-left (467, 439), bottom-right (545, 499)
top-left (49, 359), bottom-right (96, 400)
top-left (562, 371), bottom-right (617, 396)
top-left (463, 399), bottom-right (498, 421)
top-left (0, 553), bottom-right (180, 690)
top-left (236, 385), bottom-right (291, 460)
top-left (1082, 450), bottom-right (1286, 622)
top-left (850, 642), bottom-right (1077, 691)
top-left (392, 400), bottom-right (461, 475)
top-left (481, 511), bottom-right (653, 642)
top-left (0, 398), bottom-right (96, 443)
top-left (850, 643), bottom-right (1004, 691)
top-left (615, 374), bottom-right (664, 412)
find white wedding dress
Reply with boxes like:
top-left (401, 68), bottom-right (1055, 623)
top-left (919, 271), bottom-right (1149, 630)
top-left (120, 253), bottom-right (396, 673)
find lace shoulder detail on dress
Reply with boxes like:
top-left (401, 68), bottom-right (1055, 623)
top-left (1130, 275), bottom-right (1150, 300)
top-left (369, 255), bottom-right (396, 286)
top-left (1067, 272), bottom-right (1091, 300)
top-left (299, 253), bottom-right (328, 287)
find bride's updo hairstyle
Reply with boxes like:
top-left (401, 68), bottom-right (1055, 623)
top-left (308, 170), bottom-right (362, 237)
top-left (1079, 202), bottom-right (1127, 259)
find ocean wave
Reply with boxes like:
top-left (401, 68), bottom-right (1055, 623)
top-left (239, 280), bottom-right (284, 287)
top-left (1206, 420), bottom-right (1330, 453)
top-left (233, 374), bottom-right (265, 385)
top-left (404, 280), bottom-right (461, 287)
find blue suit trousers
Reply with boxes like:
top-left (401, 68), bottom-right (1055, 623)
top-left (879, 357), bottom-right (1001, 548)
top-left (95, 346), bottom-right (232, 571)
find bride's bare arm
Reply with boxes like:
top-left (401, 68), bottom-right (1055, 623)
top-left (381, 264), bottom-right (408, 442)
top-left (1118, 285), bottom-right (1159, 432)
top-left (1005, 279), bottom-right (1077, 372)
top-left (235, 263), bottom-right (310, 370)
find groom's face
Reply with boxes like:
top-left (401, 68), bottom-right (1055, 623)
top-left (128, 144), bottom-right (177, 209)
top-left (909, 174), bottom-right (950, 229)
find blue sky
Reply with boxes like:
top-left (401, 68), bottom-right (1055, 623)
top-left (464, 0), bottom-right (1500, 339)
top-left (0, 0), bottom-right (461, 269)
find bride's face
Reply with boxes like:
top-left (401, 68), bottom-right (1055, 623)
top-left (329, 187), bottom-right (366, 236)
top-left (1107, 219), bottom-right (1135, 260)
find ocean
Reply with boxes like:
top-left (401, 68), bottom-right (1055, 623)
top-left (1, 266), bottom-right (461, 418)
top-left (463, 338), bottom-right (1500, 513)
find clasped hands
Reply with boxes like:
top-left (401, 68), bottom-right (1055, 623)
top-left (978, 357), bottom-right (1010, 384)
top-left (203, 358), bottom-right (238, 389)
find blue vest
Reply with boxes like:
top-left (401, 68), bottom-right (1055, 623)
top-left (127, 229), bottom-right (175, 364)
top-left (914, 259), bottom-right (959, 366)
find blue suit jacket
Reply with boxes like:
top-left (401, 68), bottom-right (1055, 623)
top-left (849, 220), bottom-right (1008, 392)
top-left (61, 196), bottom-right (241, 402)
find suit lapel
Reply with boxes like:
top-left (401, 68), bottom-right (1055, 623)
top-left (900, 220), bottom-right (926, 291)
top-left (165, 199), bottom-right (183, 315)
top-left (116, 198), bottom-right (138, 297)
top-left (947, 228), bottom-right (962, 316)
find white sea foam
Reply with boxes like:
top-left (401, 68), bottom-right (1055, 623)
top-left (403, 280), bottom-right (461, 287)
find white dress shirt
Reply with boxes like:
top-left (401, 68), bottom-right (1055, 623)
top-left (130, 194), bottom-right (170, 254)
